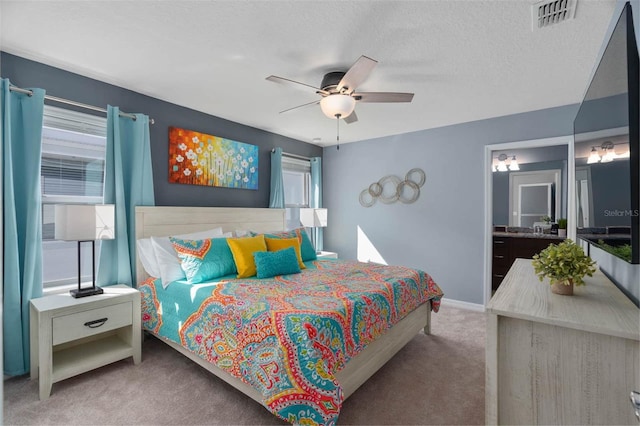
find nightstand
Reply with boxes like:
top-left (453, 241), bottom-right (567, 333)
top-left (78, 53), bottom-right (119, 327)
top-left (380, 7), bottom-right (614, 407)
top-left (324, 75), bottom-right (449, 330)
top-left (316, 251), bottom-right (338, 259)
top-left (29, 285), bottom-right (141, 400)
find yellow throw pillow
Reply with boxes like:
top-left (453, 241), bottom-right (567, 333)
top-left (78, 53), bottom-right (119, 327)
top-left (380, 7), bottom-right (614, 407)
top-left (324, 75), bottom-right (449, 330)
top-left (265, 237), bottom-right (306, 269)
top-left (227, 234), bottom-right (267, 278)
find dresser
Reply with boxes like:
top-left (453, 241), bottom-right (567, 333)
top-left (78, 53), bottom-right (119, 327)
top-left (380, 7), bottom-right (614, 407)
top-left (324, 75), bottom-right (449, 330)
top-left (486, 259), bottom-right (640, 425)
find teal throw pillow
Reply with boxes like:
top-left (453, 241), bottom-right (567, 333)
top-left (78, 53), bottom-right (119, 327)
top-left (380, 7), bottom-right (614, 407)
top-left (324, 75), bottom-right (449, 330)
top-left (257, 228), bottom-right (317, 262)
top-left (253, 247), bottom-right (302, 279)
top-left (170, 237), bottom-right (236, 283)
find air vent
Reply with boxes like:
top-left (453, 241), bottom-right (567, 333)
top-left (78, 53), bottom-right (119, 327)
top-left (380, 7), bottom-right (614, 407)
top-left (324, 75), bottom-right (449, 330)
top-left (532, 0), bottom-right (577, 30)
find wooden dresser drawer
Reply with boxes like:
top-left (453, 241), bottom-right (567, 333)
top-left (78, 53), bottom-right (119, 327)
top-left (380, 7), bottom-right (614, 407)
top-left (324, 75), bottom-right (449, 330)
top-left (492, 238), bottom-right (508, 253)
top-left (52, 302), bottom-right (132, 346)
top-left (492, 252), bottom-right (509, 266)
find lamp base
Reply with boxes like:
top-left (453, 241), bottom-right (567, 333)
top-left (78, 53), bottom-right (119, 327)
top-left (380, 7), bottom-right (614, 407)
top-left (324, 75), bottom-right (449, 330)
top-left (70, 286), bottom-right (104, 298)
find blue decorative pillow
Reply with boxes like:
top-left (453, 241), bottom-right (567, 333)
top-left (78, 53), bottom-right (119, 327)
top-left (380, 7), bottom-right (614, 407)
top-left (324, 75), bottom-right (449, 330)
top-left (256, 228), bottom-right (317, 262)
top-left (170, 237), bottom-right (236, 283)
top-left (253, 247), bottom-right (301, 279)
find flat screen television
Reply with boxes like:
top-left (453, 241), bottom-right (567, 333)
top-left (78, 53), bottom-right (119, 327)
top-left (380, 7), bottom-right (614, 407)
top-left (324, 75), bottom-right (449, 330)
top-left (573, 2), bottom-right (639, 264)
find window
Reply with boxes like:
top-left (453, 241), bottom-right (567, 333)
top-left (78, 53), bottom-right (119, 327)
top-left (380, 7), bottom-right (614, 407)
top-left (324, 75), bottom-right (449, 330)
top-left (41, 106), bottom-right (107, 288)
top-left (282, 156), bottom-right (311, 230)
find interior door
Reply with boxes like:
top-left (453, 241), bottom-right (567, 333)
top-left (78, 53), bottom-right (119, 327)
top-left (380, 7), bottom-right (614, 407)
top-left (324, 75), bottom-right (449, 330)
top-left (518, 183), bottom-right (552, 227)
top-left (509, 170), bottom-right (561, 227)
top-left (575, 166), bottom-right (593, 228)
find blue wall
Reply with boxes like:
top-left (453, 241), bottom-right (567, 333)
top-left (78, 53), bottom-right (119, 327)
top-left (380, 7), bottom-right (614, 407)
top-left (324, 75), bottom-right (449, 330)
top-left (0, 52), bottom-right (322, 208)
top-left (323, 106), bottom-right (578, 305)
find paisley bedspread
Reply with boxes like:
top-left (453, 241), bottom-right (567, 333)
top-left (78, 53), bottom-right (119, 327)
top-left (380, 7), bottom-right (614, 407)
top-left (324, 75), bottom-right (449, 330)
top-left (139, 259), bottom-right (442, 425)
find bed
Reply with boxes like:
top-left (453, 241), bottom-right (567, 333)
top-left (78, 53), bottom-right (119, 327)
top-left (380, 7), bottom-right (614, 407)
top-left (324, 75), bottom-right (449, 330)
top-left (135, 206), bottom-right (442, 424)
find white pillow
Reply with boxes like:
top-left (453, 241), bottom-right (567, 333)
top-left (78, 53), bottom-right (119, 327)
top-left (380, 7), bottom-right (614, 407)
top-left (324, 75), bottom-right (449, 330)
top-left (137, 238), bottom-right (161, 278)
top-left (234, 229), bottom-right (249, 237)
top-left (149, 227), bottom-right (225, 288)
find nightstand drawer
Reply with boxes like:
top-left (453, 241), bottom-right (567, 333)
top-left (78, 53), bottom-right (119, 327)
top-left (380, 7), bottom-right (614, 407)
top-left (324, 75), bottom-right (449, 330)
top-left (52, 302), bottom-right (132, 345)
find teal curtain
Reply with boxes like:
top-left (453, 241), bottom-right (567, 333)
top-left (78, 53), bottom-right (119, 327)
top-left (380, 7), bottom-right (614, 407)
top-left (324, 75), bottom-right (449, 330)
top-left (2, 79), bottom-right (45, 376)
top-left (310, 157), bottom-right (323, 251)
top-left (98, 106), bottom-right (155, 287)
top-left (269, 147), bottom-right (285, 208)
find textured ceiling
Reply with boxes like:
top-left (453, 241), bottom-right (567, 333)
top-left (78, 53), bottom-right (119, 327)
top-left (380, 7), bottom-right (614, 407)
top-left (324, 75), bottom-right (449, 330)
top-left (0, 0), bottom-right (617, 146)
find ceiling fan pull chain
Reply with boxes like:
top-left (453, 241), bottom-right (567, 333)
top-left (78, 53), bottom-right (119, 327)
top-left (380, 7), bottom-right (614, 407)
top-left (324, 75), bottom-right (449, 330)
top-left (336, 113), bottom-right (341, 150)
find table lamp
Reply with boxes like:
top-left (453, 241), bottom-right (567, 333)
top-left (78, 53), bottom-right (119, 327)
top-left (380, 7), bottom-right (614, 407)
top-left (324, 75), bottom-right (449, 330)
top-left (299, 208), bottom-right (327, 253)
top-left (55, 204), bottom-right (115, 298)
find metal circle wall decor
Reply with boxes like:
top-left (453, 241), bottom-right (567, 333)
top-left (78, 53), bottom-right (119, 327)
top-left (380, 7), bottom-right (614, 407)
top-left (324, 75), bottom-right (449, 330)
top-left (359, 168), bottom-right (426, 207)
top-left (378, 175), bottom-right (401, 204)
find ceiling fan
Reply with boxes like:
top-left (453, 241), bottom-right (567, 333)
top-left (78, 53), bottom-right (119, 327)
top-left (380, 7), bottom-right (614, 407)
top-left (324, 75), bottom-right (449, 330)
top-left (266, 55), bottom-right (414, 124)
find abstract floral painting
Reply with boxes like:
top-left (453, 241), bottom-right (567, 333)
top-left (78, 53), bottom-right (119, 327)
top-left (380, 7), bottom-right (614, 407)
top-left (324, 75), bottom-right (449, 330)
top-left (169, 127), bottom-right (258, 190)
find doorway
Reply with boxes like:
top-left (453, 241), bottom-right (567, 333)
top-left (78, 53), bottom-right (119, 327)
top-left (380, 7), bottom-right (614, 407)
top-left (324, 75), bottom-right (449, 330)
top-left (483, 136), bottom-right (575, 305)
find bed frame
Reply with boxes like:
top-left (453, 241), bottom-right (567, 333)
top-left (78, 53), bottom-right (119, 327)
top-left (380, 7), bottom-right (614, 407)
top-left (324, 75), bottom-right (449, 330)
top-left (135, 206), bottom-right (431, 402)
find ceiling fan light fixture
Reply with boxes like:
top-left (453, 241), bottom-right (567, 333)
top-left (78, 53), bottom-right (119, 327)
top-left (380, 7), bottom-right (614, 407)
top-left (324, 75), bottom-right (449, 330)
top-left (320, 94), bottom-right (356, 119)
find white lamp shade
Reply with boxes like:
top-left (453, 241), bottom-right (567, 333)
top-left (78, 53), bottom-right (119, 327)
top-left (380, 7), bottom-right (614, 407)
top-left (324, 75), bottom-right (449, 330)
top-left (55, 204), bottom-right (115, 241)
top-left (320, 95), bottom-right (356, 119)
top-left (587, 148), bottom-right (601, 164)
top-left (300, 208), bottom-right (328, 228)
top-left (508, 156), bottom-right (520, 171)
top-left (601, 150), bottom-right (615, 163)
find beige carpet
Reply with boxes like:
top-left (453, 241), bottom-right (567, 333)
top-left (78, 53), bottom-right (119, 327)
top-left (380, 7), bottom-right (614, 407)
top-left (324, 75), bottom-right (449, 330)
top-left (4, 305), bottom-right (485, 425)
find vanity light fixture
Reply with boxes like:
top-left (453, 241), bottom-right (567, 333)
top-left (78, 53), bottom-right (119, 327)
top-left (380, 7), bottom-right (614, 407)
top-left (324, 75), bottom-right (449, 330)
top-left (508, 155), bottom-right (520, 171)
top-left (497, 154), bottom-right (509, 172)
top-left (600, 141), bottom-right (616, 163)
top-left (588, 141), bottom-right (629, 164)
top-left (587, 147), bottom-right (601, 164)
top-left (493, 153), bottom-right (519, 172)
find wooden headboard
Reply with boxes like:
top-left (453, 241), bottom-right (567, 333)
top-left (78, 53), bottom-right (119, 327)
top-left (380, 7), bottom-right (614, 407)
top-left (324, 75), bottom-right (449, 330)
top-left (135, 206), bottom-right (286, 282)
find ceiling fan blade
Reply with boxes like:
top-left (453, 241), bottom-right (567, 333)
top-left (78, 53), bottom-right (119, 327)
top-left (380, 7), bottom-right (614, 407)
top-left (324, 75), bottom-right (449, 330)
top-left (278, 100), bottom-right (320, 114)
top-left (266, 75), bottom-right (328, 94)
top-left (343, 111), bottom-right (358, 124)
top-left (353, 92), bottom-right (414, 103)
top-left (336, 56), bottom-right (378, 93)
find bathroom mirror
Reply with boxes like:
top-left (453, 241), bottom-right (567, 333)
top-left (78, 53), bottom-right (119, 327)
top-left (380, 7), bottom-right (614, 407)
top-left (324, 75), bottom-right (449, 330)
top-left (492, 145), bottom-right (568, 228)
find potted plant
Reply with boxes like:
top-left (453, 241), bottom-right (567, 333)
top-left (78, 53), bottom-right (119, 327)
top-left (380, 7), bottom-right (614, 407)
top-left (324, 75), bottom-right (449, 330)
top-left (557, 218), bottom-right (567, 237)
top-left (531, 239), bottom-right (596, 295)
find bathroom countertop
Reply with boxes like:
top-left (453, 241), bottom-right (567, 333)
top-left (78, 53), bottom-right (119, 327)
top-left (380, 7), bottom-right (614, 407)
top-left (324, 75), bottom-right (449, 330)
top-left (493, 232), bottom-right (631, 241)
top-left (492, 232), bottom-right (566, 239)
top-left (577, 234), bottom-right (632, 241)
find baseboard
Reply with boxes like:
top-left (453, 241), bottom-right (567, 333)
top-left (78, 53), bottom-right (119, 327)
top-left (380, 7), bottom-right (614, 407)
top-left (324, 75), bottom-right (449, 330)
top-left (440, 297), bottom-right (485, 312)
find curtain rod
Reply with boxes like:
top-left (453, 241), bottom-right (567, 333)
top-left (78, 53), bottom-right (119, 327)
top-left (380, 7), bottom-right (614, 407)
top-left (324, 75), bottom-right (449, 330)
top-left (272, 148), bottom-right (311, 162)
top-left (9, 85), bottom-right (155, 124)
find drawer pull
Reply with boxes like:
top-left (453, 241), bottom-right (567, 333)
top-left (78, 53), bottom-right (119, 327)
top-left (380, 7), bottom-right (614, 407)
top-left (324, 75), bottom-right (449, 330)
top-left (494, 240), bottom-right (506, 244)
top-left (84, 318), bottom-right (108, 328)
top-left (494, 255), bottom-right (505, 259)
top-left (494, 274), bottom-right (505, 278)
